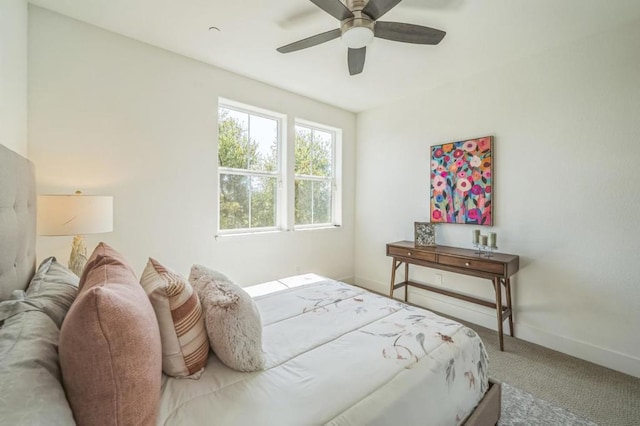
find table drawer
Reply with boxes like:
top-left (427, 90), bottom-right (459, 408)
top-left (438, 254), bottom-right (504, 275)
top-left (388, 246), bottom-right (436, 263)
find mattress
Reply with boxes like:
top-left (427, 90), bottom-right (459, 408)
top-left (158, 275), bottom-right (489, 425)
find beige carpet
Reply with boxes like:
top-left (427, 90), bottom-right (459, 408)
top-left (463, 321), bottom-right (640, 426)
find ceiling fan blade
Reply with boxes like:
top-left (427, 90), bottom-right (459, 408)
top-left (277, 29), bottom-right (341, 54)
top-left (310, 0), bottom-right (354, 21)
top-left (348, 47), bottom-right (366, 76)
top-left (375, 21), bottom-right (446, 44)
top-left (362, 0), bottom-right (403, 20)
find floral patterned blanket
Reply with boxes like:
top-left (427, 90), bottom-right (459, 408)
top-left (158, 276), bottom-right (489, 426)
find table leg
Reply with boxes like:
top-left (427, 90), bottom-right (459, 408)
top-left (404, 262), bottom-right (409, 302)
top-left (390, 259), bottom-right (397, 298)
top-left (494, 277), bottom-right (504, 351)
top-left (505, 278), bottom-right (514, 337)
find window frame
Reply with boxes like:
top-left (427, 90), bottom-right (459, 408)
top-left (293, 119), bottom-right (342, 230)
top-left (217, 99), bottom-right (287, 236)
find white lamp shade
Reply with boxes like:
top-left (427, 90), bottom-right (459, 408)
top-left (342, 27), bottom-right (374, 49)
top-left (38, 195), bottom-right (113, 236)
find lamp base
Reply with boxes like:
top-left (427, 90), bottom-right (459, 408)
top-left (69, 235), bottom-right (88, 277)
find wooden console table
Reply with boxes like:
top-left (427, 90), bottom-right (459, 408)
top-left (386, 241), bottom-right (519, 351)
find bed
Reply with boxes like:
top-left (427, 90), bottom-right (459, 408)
top-left (0, 144), bottom-right (500, 425)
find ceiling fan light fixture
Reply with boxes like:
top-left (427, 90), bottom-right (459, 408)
top-left (276, 0), bottom-right (446, 76)
top-left (342, 26), bottom-right (374, 49)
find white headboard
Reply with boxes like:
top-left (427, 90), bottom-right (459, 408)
top-left (0, 144), bottom-right (36, 300)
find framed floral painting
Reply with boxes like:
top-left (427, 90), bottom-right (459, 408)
top-left (430, 136), bottom-right (493, 225)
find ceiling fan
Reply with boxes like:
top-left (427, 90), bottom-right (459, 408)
top-left (277, 0), bottom-right (446, 76)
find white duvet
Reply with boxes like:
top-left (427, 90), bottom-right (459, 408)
top-left (158, 275), bottom-right (489, 426)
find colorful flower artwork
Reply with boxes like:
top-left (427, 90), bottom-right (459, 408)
top-left (430, 136), bottom-right (493, 225)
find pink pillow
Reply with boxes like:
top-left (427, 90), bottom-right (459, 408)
top-left (59, 243), bottom-right (162, 425)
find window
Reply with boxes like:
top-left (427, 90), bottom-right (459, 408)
top-left (294, 122), bottom-right (340, 228)
top-left (218, 101), bottom-right (283, 233)
top-left (217, 100), bottom-right (341, 235)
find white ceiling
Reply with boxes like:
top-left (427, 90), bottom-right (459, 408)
top-left (29, 0), bottom-right (640, 112)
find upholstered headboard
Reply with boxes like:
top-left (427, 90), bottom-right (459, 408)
top-left (0, 144), bottom-right (36, 300)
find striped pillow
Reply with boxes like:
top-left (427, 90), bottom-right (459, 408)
top-left (140, 258), bottom-right (209, 378)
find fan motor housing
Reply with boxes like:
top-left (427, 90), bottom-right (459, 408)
top-left (342, 0), bottom-right (375, 37)
top-left (341, 11), bottom-right (374, 34)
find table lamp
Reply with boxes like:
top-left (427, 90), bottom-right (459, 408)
top-left (38, 191), bottom-right (113, 276)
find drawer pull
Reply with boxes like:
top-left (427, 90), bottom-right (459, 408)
top-left (407, 252), bottom-right (412, 256)
top-left (465, 262), bottom-right (471, 266)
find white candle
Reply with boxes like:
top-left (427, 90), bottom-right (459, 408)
top-left (472, 229), bottom-right (480, 244)
top-left (488, 232), bottom-right (497, 248)
top-left (480, 235), bottom-right (488, 246)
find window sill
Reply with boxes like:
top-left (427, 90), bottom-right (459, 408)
top-left (294, 224), bottom-right (341, 232)
top-left (215, 229), bottom-right (284, 240)
top-left (215, 225), bottom-right (342, 240)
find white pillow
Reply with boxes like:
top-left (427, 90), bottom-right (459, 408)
top-left (189, 265), bottom-right (265, 372)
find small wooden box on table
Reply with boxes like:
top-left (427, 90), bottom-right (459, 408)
top-left (386, 241), bottom-right (519, 351)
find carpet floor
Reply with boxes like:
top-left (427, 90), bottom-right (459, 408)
top-left (467, 321), bottom-right (640, 426)
top-left (500, 382), bottom-right (597, 425)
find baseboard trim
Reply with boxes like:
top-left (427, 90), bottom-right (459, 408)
top-left (336, 275), bottom-right (355, 285)
top-left (354, 275), bottom-right (640, 378)
top-left (512, 321), bottom-right (640, 379)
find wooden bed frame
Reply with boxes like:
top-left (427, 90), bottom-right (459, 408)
top-left (0, 144), bottom-right (500, 425)
top-left (465, 379), bottom-right (501, 425)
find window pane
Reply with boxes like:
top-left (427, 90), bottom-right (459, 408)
top-left (312, 180), bottom-right (331, 224)
top-left (295, 179), bottom-right (332, 225)
top-left (218, 102), bottom-right (285, 233)
top-left (295, 126), bottom-right (312, 175)
top-left (312, 130), bottom-right (333, 177)
top-left (250, 176), bottom-right (277, 228)
top-left (294, 123), bottom-right (336, 227)
top-left (218, 108), bottom-right (249, 169)
top-left (248, 115), bottom-right (278, 172)
top-left (295, 179), bottom-right (312, 225)
top-left (219, 174), bottom-right (249, 229)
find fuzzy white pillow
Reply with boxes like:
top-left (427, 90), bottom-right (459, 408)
top-left (189, 265), bottom-right (265, 372)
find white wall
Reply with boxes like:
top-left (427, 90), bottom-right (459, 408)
top-left (28, 7), bottom-right (356, 285)
top-left (355, 20), bottom-right (640, 377)
top-left (0, 0), bottom-right (28, 156)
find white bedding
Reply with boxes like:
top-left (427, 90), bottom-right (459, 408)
top-left (158, 275), bottom-right (489, 426)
